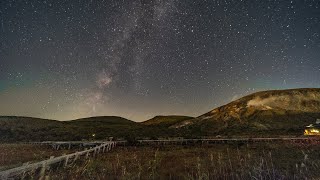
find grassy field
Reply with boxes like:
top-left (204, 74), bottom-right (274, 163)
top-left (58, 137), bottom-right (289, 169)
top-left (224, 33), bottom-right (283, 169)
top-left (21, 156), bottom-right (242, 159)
top-left (0, 144), bottom-right (74, 171)
top-left (30, 141), bottom-right (320, 179)
top-left (3, 140), bottom-right (320, 179)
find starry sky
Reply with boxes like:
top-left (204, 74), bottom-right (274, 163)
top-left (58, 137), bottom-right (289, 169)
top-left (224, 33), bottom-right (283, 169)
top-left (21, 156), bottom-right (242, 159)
top-left (0, 0), bottom-right (320, 121)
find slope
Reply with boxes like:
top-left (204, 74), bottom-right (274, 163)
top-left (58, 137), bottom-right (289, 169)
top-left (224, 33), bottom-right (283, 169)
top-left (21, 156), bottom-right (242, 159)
top-left (170, 88), bottom-right (320, 136)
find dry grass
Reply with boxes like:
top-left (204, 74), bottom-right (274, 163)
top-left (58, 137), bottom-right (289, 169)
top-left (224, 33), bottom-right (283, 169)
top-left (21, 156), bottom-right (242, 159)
top-left (41, 141), bottom-right (320, 180)
top-left (0, 144), bottom-right (74, 171)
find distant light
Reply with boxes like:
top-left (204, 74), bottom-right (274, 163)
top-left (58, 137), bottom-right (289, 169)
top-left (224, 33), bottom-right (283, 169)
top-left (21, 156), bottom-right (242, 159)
top-left (311, 129), bottom-right (319, 133)
top-left (92, 134), bottom-right (96, 137)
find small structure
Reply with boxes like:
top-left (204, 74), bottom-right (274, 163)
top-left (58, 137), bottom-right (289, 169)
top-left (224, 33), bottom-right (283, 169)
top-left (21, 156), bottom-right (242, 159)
top-left (304, 119), bottom-right (320, 136)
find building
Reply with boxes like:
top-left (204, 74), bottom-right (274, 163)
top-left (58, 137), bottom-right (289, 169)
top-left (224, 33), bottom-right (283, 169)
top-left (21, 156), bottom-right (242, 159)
top-left (304, 119), bottom-right (320, 136)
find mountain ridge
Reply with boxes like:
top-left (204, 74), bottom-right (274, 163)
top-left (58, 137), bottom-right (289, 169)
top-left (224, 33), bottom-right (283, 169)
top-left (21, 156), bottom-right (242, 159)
top-left (169, 88), bottom-right (320, 136)
top-left (1, 88), bottom-right (320, 141)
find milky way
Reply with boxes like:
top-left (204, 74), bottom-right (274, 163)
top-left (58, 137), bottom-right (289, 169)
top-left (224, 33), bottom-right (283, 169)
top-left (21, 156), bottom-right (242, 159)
top-left (0, 0), bottom-right (320, 121)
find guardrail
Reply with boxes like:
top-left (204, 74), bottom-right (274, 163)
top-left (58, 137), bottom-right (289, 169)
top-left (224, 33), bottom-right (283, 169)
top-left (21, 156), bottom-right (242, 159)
top-left (0, 141), bottom-right (116, 180)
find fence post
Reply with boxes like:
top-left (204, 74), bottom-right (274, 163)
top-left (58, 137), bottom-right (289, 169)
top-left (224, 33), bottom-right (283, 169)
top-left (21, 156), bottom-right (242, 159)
top-left (64, 156), bottom-right (69, 167)
top-left (39, 161), bottom-right (48, 180)
top-left (74, 152), bottom-right (79, 162)
top-left (85, 148), bottom-right (90, 158)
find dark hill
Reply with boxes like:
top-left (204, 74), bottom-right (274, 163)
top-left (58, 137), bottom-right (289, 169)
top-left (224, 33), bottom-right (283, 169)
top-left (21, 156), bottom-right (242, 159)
top-left (142, 115), bottom-right (193, 127)
top-left (0, 116), bottom-right (147, 142)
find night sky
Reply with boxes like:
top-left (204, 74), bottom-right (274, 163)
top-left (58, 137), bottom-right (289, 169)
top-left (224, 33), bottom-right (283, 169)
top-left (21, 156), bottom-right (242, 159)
top-left (0, 0), bottom-right (320, 121)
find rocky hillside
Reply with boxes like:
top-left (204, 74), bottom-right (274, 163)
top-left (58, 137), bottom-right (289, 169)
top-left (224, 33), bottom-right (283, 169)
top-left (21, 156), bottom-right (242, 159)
top-left (170, 88), bottom-right (320, 136)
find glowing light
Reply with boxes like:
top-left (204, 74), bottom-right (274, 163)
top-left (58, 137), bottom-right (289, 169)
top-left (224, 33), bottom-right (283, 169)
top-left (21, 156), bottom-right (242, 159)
top-left (310, 129), bottom-right (319, 133)
top-left (304, 128), bottom-right (320, 135)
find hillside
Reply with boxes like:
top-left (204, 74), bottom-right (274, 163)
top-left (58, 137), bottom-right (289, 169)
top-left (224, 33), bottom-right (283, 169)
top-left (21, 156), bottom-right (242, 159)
top-left (0, 115), bottom-right (193, 142)
top-left (170, 88), bottom-right (320, 136)
top-left (0, 116), bottom-right (148, 142)
top-left (142, 116), bottom-right (193, 127)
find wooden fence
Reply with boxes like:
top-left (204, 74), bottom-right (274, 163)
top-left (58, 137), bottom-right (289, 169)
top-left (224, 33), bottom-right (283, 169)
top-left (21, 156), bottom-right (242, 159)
top-left (0, 141), bottom-right (116, 180)
top-left (28, 141), bottom-right (108, 150)
top-left (134, 137), bottom-right (317, 146)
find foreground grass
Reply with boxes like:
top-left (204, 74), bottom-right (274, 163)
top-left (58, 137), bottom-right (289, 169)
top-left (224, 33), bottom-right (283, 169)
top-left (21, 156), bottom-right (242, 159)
top-left (0, 144), bottom-right (74, 171)
top-left (41, 141), bottom-right (320, 180)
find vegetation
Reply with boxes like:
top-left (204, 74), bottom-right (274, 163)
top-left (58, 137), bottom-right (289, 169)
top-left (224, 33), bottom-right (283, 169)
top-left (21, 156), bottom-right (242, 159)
top-left (0, 116), bottom-right (197, 142)
top-left (1, 113), bottom-right (319, 142)
top-left (13, 141), bottom-right (320, 179)
top-left (177, 112), bottom-right (320, 137)
top-left (0, 144), bottom-right (74, 171)
top-left (142, 115), bottom-right (193, 127)
top-left (0, 116), bottom-right (149, 142)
